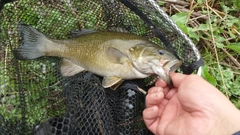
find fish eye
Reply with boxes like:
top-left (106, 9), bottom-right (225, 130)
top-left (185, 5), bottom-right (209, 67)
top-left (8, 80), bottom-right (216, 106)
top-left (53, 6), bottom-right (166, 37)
top-left (158, 50), bottom-right (164, 55)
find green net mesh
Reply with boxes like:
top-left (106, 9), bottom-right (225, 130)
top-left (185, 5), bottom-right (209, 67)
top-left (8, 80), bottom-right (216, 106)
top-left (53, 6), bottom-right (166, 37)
top-left (0, 0), bottom-right (203, 134)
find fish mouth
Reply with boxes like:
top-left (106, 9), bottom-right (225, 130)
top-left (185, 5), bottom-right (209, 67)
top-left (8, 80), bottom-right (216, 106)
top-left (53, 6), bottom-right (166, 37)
top-left (150, 59), bottom-right (182, 87)
top-left (163, 59), bottom-right (182, 72)
top-left (160, 59), bottom-right (182, 87)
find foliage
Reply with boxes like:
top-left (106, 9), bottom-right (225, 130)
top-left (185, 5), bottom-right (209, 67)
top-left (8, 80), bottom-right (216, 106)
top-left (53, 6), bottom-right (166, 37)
top-left (169, 0), bottom-right (240, 108)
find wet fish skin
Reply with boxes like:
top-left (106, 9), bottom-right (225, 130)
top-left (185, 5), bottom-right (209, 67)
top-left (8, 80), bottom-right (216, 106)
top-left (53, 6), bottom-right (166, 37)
top-left (14, 23), bottom-right (182, 89)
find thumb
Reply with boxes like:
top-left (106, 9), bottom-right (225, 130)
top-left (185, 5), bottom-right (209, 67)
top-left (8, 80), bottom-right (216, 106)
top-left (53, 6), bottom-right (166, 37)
top-left (170, 72), bottom-right (188, 88)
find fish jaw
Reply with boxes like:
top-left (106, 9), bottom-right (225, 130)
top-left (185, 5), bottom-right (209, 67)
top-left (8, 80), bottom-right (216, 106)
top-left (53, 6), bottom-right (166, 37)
top-left (151, 59), bottom-right (182, 86)
top-left (164, 59), bottom-right (182, 72)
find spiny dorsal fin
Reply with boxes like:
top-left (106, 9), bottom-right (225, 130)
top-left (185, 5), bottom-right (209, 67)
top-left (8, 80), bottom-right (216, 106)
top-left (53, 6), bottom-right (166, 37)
top-left (68, 29), bottom-right (97, 38)
top-left (60, 59), bottom-right (85, 76)
top-left (68, 28), bottom-right (128, 38)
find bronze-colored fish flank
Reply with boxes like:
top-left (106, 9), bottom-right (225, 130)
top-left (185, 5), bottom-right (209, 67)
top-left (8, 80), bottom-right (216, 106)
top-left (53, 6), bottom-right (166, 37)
top-left (14, 23), bottom-right (182, 89)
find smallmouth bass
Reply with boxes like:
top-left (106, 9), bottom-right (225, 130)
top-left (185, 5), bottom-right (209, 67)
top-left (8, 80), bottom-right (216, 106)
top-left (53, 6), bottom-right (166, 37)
top-left (14, 23), bottom-right (182, 89)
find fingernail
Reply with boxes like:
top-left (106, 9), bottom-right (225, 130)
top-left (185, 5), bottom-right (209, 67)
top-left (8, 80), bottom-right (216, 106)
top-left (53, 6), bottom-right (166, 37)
top-left (152, 87), bottom-right (162, 93)
top-left (151, 93), bottom-right (160, 97)
top-left (147, 106), bottom-right (156, 111)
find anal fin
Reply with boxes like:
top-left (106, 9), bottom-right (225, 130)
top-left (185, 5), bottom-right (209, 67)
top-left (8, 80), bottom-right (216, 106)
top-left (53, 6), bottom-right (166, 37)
top-left (60, 59), bottom-right (85, 76)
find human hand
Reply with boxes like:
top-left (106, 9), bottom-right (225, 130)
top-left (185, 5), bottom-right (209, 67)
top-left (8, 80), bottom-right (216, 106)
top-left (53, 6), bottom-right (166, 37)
top-left (143, 73), bottom-right (240, 135)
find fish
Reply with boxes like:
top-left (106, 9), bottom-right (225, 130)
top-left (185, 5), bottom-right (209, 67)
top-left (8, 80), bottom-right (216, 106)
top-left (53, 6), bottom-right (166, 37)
top-left (14, 23), bottom-right (182, 89)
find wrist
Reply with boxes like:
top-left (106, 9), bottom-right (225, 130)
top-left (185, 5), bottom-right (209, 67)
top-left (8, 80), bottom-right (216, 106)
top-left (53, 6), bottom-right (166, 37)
top-left (229, 110), bottom-right (240, 134)
top-left (212, 108), bottom-right (240, 135)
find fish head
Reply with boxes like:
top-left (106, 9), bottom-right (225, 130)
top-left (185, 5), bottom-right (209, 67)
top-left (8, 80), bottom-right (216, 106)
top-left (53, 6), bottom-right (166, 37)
top-left (128, 43), bottom-right (182, 86)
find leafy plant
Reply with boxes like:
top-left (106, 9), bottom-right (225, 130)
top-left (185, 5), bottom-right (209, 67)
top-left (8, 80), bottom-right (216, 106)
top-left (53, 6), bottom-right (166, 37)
top-left (168, 0), bottom-right (240, 108)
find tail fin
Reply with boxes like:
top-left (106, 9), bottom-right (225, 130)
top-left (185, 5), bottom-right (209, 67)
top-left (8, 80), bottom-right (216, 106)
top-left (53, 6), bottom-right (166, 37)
top-left (14, 23), bottom-right (47, 60)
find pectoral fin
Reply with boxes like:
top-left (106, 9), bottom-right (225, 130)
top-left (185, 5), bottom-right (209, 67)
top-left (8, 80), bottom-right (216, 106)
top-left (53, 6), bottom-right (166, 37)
top-left (106, 47), bottom-right (127, 64)
top-left (102, 76), bottom-right (123, 90)
top-left (60, 59), bottom-right (85, 76)
top-left (110, 80), bottom-right (124, 90)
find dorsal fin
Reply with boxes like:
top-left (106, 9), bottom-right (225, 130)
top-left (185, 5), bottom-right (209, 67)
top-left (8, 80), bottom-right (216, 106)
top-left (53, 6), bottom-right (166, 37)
top-left (68, 29), bottom-right (97, 38)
